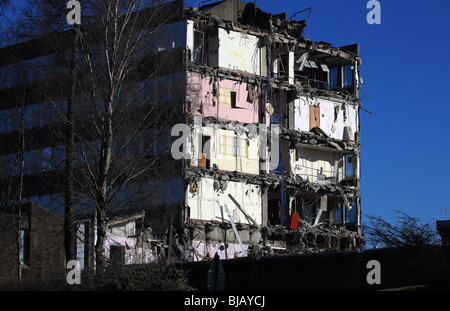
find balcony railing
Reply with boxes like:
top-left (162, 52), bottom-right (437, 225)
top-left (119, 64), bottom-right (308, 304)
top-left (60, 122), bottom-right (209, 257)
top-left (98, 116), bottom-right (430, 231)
top-left (295, 74), bottom-right (331, 91)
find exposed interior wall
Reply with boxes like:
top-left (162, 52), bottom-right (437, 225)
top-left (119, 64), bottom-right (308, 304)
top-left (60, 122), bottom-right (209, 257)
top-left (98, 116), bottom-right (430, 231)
top-left (191, 241), bottom-right (249, 261)
top-left (291, 147), bottom-right (344, 184)
top-left (104, 235), bottom-right (155, 265)
top-left (188, 73), bottom-right (259, 124)
top-left (75, 216), bottom-right (159, 269)
top-left (218, 28), bottom-right (261, 75)
top-left (190, 126), bottom-right (260, 175)
top-left (186, 20), bottom-right (194, 61)
top-left (186, 177), bottom-right (262, 225)
top-left (271, 48), bottom-right (294, 84)
top-left (182, 7), bottom-right (363, 259)
top-left (293, 194), bottom-right (337, 226)
top-left (294, 96), bottom-right (358, 141)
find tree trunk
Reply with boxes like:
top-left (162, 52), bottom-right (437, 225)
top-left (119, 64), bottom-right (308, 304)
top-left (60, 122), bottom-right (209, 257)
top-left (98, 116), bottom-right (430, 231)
top-left (94, 97), bottom-right (114, 273)
top-left (16, 102), bottom-right (25, 285)
top-left (64, 26), bottom-right (79, 264)
top-left (95, 200), bottom-right (107, 273)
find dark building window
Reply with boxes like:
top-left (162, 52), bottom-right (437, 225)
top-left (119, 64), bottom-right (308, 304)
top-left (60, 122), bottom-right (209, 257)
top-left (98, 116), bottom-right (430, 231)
top-left (20, 229), bottom-right (31, 266)
top-left (230, 91), bottom-right (237, 108)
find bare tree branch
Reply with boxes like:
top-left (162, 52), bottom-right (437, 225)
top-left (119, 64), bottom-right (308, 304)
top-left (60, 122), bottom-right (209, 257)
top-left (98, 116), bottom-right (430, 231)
top-left (363, 210), bottom-right (441, 249)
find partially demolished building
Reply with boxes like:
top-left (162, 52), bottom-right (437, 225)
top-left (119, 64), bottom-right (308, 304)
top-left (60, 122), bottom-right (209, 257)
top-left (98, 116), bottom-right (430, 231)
top-left (178, 0), bottom-right (364, 260)
top-left (0, 0), bottom-right (364, 267)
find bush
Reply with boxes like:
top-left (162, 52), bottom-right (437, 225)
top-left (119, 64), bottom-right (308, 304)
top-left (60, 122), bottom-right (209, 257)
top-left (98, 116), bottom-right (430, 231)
top-left (81, 263), bottom-right (196, 291)
top-left (0, 262), bottom-right (196, 291)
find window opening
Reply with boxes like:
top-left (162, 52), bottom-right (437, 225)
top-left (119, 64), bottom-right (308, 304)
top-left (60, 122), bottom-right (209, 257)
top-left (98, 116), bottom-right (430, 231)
top-left (193, 30), bottom-right (204, 63)
top-left (344, 63), bottom-right (353, 87)
top-left (20, 229), bottom-right (31, 266)
top-left (230, 91), bottom-right (237, 108)
top-left (345, 154), bottom-right (353, 177)
top-left (198, 135), bottom-right (210, 169)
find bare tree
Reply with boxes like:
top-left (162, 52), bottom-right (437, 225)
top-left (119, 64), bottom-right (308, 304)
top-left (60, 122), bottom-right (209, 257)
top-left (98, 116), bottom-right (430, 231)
top-left (5, 0), bottom-right (184, 274)
top-left (71, 0), bottom-right (183, 272)
top-left (0, 59), bottom-right (33, 284)
top-left (363, 210), bottom-right (441, 249)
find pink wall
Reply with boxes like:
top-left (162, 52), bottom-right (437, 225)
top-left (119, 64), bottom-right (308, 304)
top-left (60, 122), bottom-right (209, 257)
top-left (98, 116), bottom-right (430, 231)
top-left (105, 236), bottom-right (157, 265)
top-left (192, 242), bottom-right (249, 261)
top-left (188, 73), bottom-right (259, 124)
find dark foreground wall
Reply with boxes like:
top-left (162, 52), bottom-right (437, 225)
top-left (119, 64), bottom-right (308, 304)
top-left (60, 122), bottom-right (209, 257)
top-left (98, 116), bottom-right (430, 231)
top-left (182, 246), bottom-right (450, 291)
top-left (0, 203), bottom-right (64, 283)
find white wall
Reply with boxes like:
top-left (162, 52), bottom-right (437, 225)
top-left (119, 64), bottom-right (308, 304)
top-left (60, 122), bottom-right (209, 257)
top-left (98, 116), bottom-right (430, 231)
top-left (186, 20), bottom-right (194, 62)
top-left (190, 126), bottom-right (260, 175)
top-left (186, 24), bottom-right (262, 75)
top-left (291, 147), bottom-right (344, 184)
top-left (109, 221), bottom-right (136, 237)
top-left (218, 28), bottom-right (260, 75)
top-left (186, 177), bottom-right (262, 225)
top-left (294, 96), bottom-right (358, 141)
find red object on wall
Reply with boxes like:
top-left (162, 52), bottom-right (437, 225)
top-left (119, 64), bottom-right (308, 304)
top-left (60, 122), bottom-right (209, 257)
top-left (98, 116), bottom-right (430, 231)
top-left (290, 213), bottom-right (299, 229)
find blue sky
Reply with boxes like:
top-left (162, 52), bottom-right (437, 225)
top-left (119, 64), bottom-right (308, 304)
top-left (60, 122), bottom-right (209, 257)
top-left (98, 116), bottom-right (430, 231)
top-left (4, 0), bottom-right (450, 228)
top-left (251, 0), bottom-right (450, 227)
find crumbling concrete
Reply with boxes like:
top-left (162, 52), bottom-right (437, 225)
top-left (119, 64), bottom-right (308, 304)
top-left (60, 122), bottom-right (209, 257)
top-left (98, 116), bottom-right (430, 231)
top-left (177, 0), bottom-right (364, 262)
top-left (178, 218), bottom-right (364, 261)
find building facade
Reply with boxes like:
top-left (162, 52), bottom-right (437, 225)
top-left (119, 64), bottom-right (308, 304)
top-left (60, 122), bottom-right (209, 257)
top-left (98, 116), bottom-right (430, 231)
top-left (0, 203), bottom-right (65, 282)
top-left (180, 0), bottom-right (363, 260)
top-left (0, 0), bottom-right (364, 266)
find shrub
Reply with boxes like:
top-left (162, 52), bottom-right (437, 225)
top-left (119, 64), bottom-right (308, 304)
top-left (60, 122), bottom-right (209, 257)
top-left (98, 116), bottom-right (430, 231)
top-left (82, 263), bottom-right (196, 291)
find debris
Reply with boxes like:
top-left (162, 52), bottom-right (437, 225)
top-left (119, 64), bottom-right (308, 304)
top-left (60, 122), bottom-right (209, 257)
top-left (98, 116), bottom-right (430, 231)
top-left (228, 194), bottom-right (259, 227)
top-left (180, 1), bottom-right (364, 261)
top-left (223, 204), bottom-right (245, 253)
